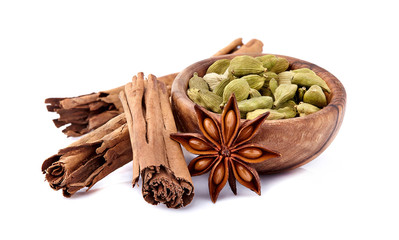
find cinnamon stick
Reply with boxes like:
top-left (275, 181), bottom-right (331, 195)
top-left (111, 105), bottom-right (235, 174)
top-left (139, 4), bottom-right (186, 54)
top-left (212, 38), bottom-right (243, 56)
top-left (234, 38), bottom-right (264, 54)
top-left (41, 113), bottom-right (132, 197)
top-left (45, 73), bottom-right (177, 137)
top-left (45, 38), bottom-right (264, 137)
top-left (119, 73), bottom-right (194, 208)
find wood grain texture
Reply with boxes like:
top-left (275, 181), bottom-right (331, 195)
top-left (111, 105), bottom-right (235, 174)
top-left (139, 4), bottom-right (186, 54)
top-left (171, 54), bottom-right (346, 174)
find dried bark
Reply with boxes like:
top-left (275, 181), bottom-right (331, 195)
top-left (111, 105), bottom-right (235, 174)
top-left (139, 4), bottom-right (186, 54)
top-left (42, 113), bottom-right (132, 197)
top-left (119, 73), bottom-right (194, 208)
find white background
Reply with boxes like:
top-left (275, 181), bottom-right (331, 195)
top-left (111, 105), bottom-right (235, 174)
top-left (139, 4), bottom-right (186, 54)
top-left (1, 0), bottom-right (398, 239)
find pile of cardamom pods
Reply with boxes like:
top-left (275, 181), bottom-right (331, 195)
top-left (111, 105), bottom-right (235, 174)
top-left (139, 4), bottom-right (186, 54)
top-left (187, 55), bottom-right (331, 120)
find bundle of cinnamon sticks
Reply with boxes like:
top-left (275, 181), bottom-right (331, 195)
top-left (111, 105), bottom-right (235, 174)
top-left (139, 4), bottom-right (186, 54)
top-left (42, 38), bottom-right (264, 208)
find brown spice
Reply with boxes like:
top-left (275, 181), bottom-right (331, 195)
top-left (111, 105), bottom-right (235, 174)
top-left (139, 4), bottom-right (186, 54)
top-left (41, 113), bottom-right (132, 197)
top-left (45, 74), bottom-right (177, 137)
top-left (119, 73), bottom-right (194, 208)
top-left (42, 74), bottom-right (195, 207)
top-left (212, 38), bottom-right (244, 56)
top-left (170, 94), bottom-right (280, 203)
top-left (234, 39), bottom-right (264, 54)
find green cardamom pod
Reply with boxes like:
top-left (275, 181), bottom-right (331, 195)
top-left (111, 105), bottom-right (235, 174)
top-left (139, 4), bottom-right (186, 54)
top-left (249, 88), bottom-right (261, 98)
top-left (187, 88), bottom-right (222, 113)
top-left (187, 88), bottom-right (205, 107)
top-left (229, 55), bottom-right (265, 77)
top-left (206, 59), bottom-right (231, 74)
top-left (297, 86), bottom-right (307, 102)
top-left (275, 100), bottom-right (297, 118)
top-left (240, 74), bottom-right (266, 90)
top-left (203, 72), bottom-right (228, 91)
top-left (237, 96), bottom-right (273, 113)
top-left (263, 71), bottom-right (278, 82)
top-left (269, 57), bottom-right (289, 73)
top-left (213, 77), bottom-right (233, 97)
top-left (260, 87), bottom-right (274, 99)
top-left (277, 71), bottom-right (294, 85)
top-left (269, 78), bottom-right (278, 96)
top-left (292, 68), bottom-right (316, 74)
top-left (256, 55), bottom-right (289, 73)
top-left (222, 78), bottom-right (250, 105)
top-left (224, 68), bottom-right (237, 80)
top-left (303, 85), bottom-right (327, 108)
top-left (296, 102), bottom-right (321, 117)
top-left (291, 72), bottom-right (331, 93)
top-left (188, 72), bottom-right (209, 91)
top-left (256, 55), bottom-right (277, 69)
top-left (280, 99), bottom-right (297, 108)
top-left (200, 90), bottom-right (223, 113)
top-left (274, 84), bottom-right (298, 107)
top-left (246, 109), bottom-right (285, 120)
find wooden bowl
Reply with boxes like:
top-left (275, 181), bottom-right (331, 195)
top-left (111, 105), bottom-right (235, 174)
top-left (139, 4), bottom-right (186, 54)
top-left (171, 53), bottom-right (346, 174)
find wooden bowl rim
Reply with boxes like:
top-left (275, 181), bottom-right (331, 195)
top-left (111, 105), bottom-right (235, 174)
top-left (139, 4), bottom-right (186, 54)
top-left (171, 53), bottom-right (346, 125)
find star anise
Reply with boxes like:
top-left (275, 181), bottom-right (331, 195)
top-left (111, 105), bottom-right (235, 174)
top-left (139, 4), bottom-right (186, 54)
top-left (170, 94), bottom-right (281, 203)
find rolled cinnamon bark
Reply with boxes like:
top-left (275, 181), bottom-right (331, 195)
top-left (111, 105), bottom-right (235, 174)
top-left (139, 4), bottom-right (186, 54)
top-left (42, 74), bottom-right (195, 204)
top-left (212, 38), bottom-right (243, 56)
top-left (45, 39), bottom-right (264, 137)
top-left (119, 73), bottom-right (194, 208)
top-left (41, 113), bottom-right (132, 197)
top-left (45, 73), bottom-right (177, 137)
top-left (234, 39), bottom-right (264, 54)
